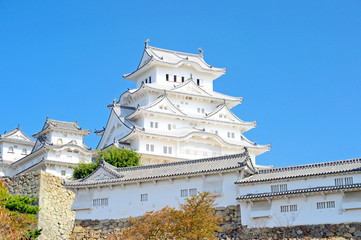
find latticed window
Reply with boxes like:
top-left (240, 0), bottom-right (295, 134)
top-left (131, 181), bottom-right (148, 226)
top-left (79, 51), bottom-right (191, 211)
top-left (181, 189), bottom-right (188, 197)
top-left (93, 198), bottom-right (108, 207)
top-left (271, 184), bottom-right (287, 193)
top-left (317, 201), bottom-right (335, 209)
top-left (141, 194), bottom-right (148, 202)
top-left (189, 188), bottom-right (197, 196)
top-left (280, 204), bottom-right (297, 213)
top-left (335, 177), bottom-right (353, 186)
top-left (345, 177), bottom-right (353, 185)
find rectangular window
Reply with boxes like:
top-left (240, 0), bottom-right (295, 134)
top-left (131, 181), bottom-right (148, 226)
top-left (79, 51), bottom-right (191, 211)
top-left (93, 198), bottom-right (108, 207)
top-left (168, 124), bottom-right (172, 130)
top-left (182, 76), bottom-right (185, 82)
top-left (155, 122), bottom-right (158, 128)
top-left (61, 170), bottom-right (66, 176)
top-left (197, 108), bottom-right (200, 113)
top-left (168, 147), bottom-right (172, 154)
top-left (163, 146), bottom-right (167, 154)
top-left (141, 194), bottom-right (148, 202)
top-left (197, 79), bottom-right (200, 85)
top-left (150, 122), bottom-right (154, 128)
top-left (335, 177), bottom-right (353, 186)
top-left (345, 177), bottom-right (353, 185)
top-left (231, 132), bottom-right (235, 138)
top-left (317, 201), bottom-right (335, 209)
top-left (174, 75), bottom-right (177, 82)
top-left (280, 204), bottom-right (297, 213)
top-left (166, 74), bottom-right (169, 81)
top-left (181, 189), bottom-right (188, 197)
top-left (145, 79), bottom-right (147, 83)
top-left (146, 144), bottom-right (154, 152)
top-left (189, 188), bottom-right (197, 196)
top-left (271, 184), bottom-right (287, 193)
top-left (201, 108), bottom-right (205, 113)
top-left (149, 76), bottom-right (152, 83)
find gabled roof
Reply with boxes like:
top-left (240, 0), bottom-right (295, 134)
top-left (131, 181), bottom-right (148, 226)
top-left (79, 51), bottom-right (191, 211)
top-left (119, 81), bottom-right (243, 109)
top-left (0, 125), bottom-right (34, 145)
top-left (237, 157), bottom-right (361, 185)
top-left (124, 44), bottom-right (226, 80)
top-left (126, 93), bottom-right (185, 120)
top-left (33, 118), bottom-right (91, 138)
top-left (172, 78), bottom-right (212, 97)
top-left (205, 103), bottom-right (256, 129)
top-left (64, 152), bottom-right (251, 188)
top-left (119, 127), bottom-right (270, 156)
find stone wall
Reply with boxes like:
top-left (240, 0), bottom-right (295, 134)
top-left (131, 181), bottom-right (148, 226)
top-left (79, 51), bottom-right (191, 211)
top-left (4, 171), bottom-right (76, 240)
top-left (69, 205), bottom-right (361, 240)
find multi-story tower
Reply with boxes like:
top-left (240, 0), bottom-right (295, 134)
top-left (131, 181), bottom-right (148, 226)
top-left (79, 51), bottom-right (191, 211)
top-left (9, 118), bottom-right (95, 178)
top-left (97, 41), bottom-right (270, 165)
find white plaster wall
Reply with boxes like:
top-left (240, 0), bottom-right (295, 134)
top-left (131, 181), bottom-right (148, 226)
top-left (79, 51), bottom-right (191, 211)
top-left (1, 142), bottom-right (32, 162)
top-left (48, 132), bottom-right (84, 147)
top-left (74, 172), bottom-right (239, 220)
top-left (240, 191), bottom-right (361, 228)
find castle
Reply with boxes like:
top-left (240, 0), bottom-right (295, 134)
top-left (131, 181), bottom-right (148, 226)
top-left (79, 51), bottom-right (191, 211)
top-left (2, 42), bottom-right (361, 229)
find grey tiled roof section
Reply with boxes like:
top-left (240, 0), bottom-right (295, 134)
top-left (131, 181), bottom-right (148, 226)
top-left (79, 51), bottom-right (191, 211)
top-left (237, 183), bottom-right (361, 200)
top-left (33, 118), bottom-right (91, 137)
top-left (64, 152), bottom-right (250, 188)
top-left (237, 158), bottom-right (361, 184)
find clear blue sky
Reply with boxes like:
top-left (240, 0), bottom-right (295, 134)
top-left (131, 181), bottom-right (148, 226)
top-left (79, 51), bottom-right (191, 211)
top-left (1, 1), bottom-right (360, 167)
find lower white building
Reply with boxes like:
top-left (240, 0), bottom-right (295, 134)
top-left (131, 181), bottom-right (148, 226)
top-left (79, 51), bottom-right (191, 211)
top-left (65, 151), bottom-right (254, 220)
top-left (237, 158), bottom-right (361, 227)
top-left (0, 118), bottom-right (96, 178)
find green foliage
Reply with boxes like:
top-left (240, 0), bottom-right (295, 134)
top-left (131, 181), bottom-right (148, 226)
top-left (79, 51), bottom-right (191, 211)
top-left (0, 179), bottom-right (42, 239)
top-left (97, 146), bottom-right (141, 168)
top-left (72, 162), bottom-right (99, 180)
top-left (4, 195), bottom-right (39, 215)
top-left (72, 147), bottom-right (141, 180)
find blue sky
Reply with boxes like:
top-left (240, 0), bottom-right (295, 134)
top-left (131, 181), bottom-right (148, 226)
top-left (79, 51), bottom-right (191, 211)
top-left (1, 1), bottom-right (360, 167)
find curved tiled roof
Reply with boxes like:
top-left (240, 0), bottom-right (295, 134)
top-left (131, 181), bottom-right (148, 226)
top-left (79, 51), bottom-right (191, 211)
top-left (237, 158), bottom-right (361, 184)
top-left (64, 152), bottom-right (250, 188)
top-left (237, 183), bottom-right (361, 200)
top-left (33, 118), bottom-right (91, 138)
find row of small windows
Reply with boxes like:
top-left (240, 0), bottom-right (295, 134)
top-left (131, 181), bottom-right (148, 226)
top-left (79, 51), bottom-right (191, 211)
top-left (280, 201), bottom-right (336, 213)
top-left (163, 146), bottom-right (173, 154)
top-left (335, 177), bottom-right (353, 186)
top-left (271, 177), bottom-right (354, 194)
top-left (165, 74), bottom-right (201, 86)
top-left (142, 188), bottom-right (197, 202)
top-left (8, 147), bottom-right (28, 155)
top-left (146, 144), bottom-right (154, 152)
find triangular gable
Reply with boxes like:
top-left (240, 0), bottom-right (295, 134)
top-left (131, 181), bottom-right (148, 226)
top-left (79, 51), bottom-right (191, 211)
top-left (97, 109), bottom-right (132, 150)
top-left (2, 128), bottom-right (34, 143)
top-left (206, 104), bottom-right (253, 125)
top-left (142, 94), bottom-right (185, 116)
top-left (172, 79), bottom-right (212, 97)
top-left (85, 167), bottom-right (120, 181)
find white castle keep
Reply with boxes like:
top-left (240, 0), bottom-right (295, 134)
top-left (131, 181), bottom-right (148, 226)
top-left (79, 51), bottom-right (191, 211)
top-left (95, 41), bottom-right (270, 165)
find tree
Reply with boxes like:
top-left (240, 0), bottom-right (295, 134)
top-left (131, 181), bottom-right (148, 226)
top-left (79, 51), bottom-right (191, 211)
top-left (0, 179), bottom-right (42, 239)
top-left (72, 147), bottom-right (141, 180)
top-left (109, 192), bottom-right (221, 240)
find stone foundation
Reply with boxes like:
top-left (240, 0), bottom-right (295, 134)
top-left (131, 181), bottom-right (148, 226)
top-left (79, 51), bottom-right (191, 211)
top-left (69, 206), bottom-right (361, 240)
top-left (4, 171), bottom-right (76, 240)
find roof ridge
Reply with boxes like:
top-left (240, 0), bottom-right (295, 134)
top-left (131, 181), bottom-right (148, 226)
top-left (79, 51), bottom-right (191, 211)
top-left (259, 157), bottom-right (361, 174)
top-left (117, 152), bottom-right (248, 172)
top-left (148, 45), bottom-right (200, 57)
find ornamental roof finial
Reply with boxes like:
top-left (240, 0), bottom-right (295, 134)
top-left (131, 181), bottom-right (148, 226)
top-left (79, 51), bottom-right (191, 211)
top-left (145, 38), bottom-right (150, 48)
top-left (198, 48), bottom-right (203, 58)
top-left (75, 119), bottom-right (78, 124)
top-left (17, 124), bottom-right (20, 129)
top-left (113, 98), bottom-right (117, 106)
top-left (190, 73), bottom-right (193, 79)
